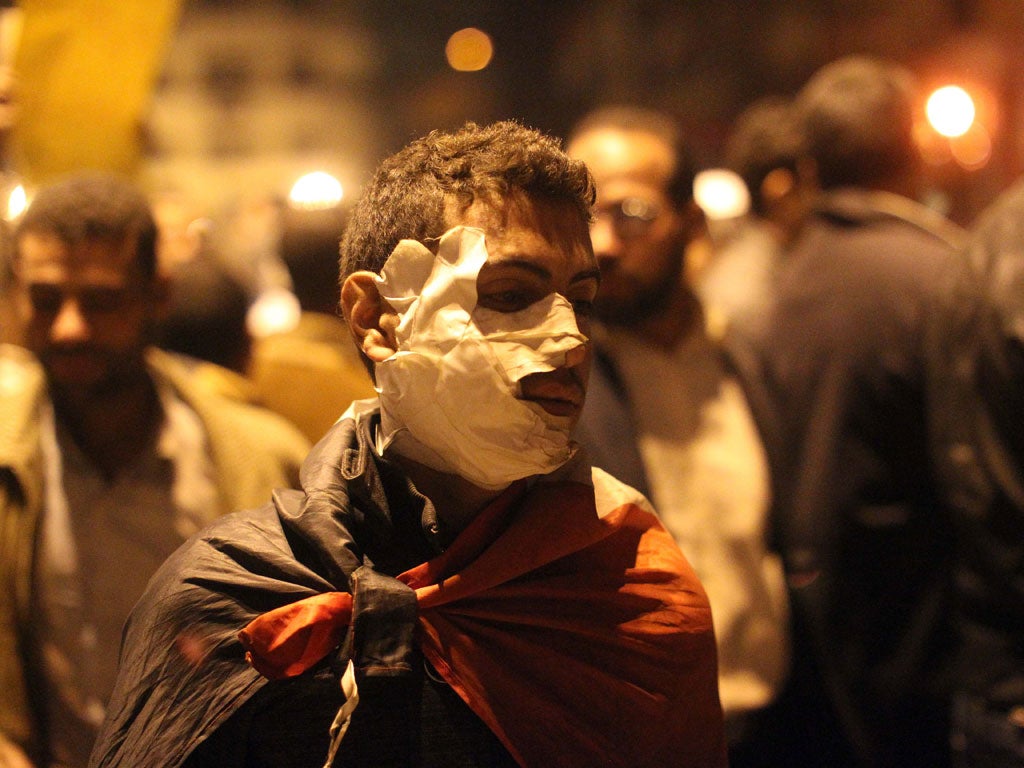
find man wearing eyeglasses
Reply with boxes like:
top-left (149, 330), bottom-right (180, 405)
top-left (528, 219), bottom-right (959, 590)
top-left (567, 106), bottom-right (789, 767)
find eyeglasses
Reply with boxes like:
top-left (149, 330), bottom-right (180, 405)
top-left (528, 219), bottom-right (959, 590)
top-left (594, 197), bottom-right (662, 241)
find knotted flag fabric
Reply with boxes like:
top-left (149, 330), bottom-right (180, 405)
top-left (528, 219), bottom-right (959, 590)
top-left (240, 470), bottom-right (726, 767)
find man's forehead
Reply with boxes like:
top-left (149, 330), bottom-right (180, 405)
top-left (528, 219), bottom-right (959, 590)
top-left (17, 231), bottom-right (141, 278)
top-left (458, 190), bottom-right (588, 232)
top-left (570, 128), bottom-right (674, 188)
top-left (455, 195), bottom-right (595, 274)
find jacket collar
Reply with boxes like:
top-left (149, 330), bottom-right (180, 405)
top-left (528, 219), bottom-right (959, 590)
top-left (813, 187), bottom-right (966, 249)
top-left (291, 404), bottom-right (595, 583)
top-left (0, 344), bottom-right (49, 511)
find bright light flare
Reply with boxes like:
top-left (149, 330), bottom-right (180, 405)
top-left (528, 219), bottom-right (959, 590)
top-left (445, 28), bottom-right (493, 72)
top-left (950, 123), bottom-right (992, 170)
top-left (693, 169), bottom-right (750, 220)
top-left (6, 183), bottom-right (26, 220)
top-left (926, 86), bottom-right (976, 138)
top-left (247, 288), bottom-right (301, 338)
top-left (288, 171), bottom-right (343, 210)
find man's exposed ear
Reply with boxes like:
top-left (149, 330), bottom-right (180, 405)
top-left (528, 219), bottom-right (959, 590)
top-left (681, 198), bottom-right (708, 244)
top-left (679, 200), bottom-right (712, 289)
top-left (147, 272), bottom-right (172, 324)
top-left (340, 271), bottom-right (400, 363)
top-left (796, 156), bottom-right (819, 195)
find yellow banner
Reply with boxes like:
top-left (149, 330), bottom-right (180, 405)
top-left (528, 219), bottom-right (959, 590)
top-left (12, 0), bottom-right (182, 184)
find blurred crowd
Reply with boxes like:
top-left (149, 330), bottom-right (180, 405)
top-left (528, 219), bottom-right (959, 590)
top-left (0, 49), bottom-right (1022, 768)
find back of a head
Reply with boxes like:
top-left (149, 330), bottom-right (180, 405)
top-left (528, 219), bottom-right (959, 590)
top-left (16, 170), bottom-right (158, 280)
top-left (158, 256), bottom-right (253, 373)
top-left (339, 120), bottom-right (595, 280)
top-left (723, 96), bottom-right (802, 216)
top-left (795, 56), bottom-right (919, 192)
top-left (569, 104), bottom-right (697, 208)
top-left (279, 205), bottom-right (347, 314)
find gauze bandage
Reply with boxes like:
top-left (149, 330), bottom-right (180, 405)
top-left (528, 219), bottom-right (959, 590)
top-left (373, 226), bottom-right (587, 490)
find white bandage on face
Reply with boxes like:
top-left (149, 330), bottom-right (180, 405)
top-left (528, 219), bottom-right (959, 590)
top-left (373, 226), bottom-right (587, 490)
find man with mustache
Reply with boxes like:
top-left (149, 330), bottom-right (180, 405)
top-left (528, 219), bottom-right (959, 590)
top-left (567, 106), bottom-right (790, 765)
top-left (0, 171), bottom-right (310, 768)
top-left (89, 121), bottom-right (726, 768)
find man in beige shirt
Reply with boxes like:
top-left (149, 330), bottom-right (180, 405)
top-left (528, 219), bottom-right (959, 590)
top-left (0, 171), bottom-right (309, 768)
top-left (568, 106), bottom-right (789, 763)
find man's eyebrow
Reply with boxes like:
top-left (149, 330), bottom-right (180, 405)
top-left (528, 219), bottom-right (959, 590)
top-left (485, 257), bottom-right (551, 280)
top-left (572, 267), bottom-right (602, 285)
top-left (484, 258), bottom-right (601, 285)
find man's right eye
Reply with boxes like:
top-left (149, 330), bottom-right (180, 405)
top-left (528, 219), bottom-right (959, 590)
top-left (570, 298), bottom-right (595, 317)
top-left (28, 286), bottom-right (62, 313)
top-left (477, 289), bottom-right (540, 313)
top-left (78, 288), bottom-right (128, 313)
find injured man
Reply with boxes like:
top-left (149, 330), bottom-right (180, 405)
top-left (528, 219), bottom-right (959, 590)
top-left (89, 121), bottom-right (726, 768)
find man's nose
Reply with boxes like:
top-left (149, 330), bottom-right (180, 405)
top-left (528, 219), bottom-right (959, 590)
top-left (51, 298), bottom-right (90, 343)
top-left (589, 217), bottom-right (621, 261)
top-left (564, 340), bottom-right (588, 368)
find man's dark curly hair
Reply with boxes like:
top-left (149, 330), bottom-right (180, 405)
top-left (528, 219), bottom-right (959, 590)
top-left (15, 170), bottom-right (158, 281)
top-left (339, 120), bottom-right (596, 280)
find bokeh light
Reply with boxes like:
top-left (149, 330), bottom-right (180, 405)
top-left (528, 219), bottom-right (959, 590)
top-left (926, 85), bottom-right (976, 138)
top-left (693, 169), bottom-right (750, 220)
top-left (288, 171), bottom-right (343, 210)
top-left (950, 122), bottom-right (992, 170)
top-left (6, 183), bottom-right (26, 220)
top-left (247, 287), bottom-right (301, 338)
top-left (445, 28), bottom-right (493, 72)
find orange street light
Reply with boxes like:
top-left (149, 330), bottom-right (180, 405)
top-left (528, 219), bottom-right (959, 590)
top-left (926, 85), bottom-right (976, 138)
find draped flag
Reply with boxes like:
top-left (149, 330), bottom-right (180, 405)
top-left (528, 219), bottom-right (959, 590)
top-left (240, 475), bottom-right (727, 767)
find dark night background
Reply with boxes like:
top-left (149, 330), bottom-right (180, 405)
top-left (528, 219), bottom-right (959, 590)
top-left (135, 0), bottom-right (1024, 226)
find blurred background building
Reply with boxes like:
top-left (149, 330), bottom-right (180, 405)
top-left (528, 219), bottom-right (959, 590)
top-left (6, 0), bottom-right (1024, 229)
